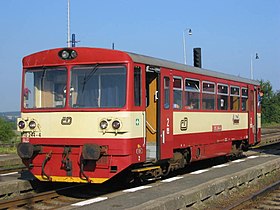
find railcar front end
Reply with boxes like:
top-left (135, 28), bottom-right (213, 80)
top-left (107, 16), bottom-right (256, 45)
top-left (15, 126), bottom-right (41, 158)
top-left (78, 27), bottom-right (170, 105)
top-left (17, 48), bottom-right (146, 183)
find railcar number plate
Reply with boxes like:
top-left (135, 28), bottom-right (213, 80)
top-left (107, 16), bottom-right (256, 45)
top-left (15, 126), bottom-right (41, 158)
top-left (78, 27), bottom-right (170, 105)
top-left (25, 132), bottom-right (42, 138)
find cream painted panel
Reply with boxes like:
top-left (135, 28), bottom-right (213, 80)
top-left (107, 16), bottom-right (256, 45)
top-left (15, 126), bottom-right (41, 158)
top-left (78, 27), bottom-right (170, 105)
top-left (257, 113), bottom-right (262, 128)
top-left (21, 111), bottom-right (145, 139)
top-left (173, 112), bottom-right (248, 135)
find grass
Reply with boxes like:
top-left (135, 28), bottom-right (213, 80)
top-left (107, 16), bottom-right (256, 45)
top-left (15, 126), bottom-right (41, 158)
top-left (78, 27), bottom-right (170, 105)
top-left (0, 146), bottom-right (17, 154)
top-left (262, 122), bottom-right (280, 128)
top-left (0, 135), bottom-right (20, 154)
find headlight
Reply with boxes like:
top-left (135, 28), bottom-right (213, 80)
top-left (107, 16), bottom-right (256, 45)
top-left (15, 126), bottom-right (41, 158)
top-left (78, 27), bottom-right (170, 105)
top-left (29, 121), bottom-right (36, 129)
top-left (71, 50), bottom-right (77, 59)
top-left (18, 121), bottom-right (25, 129)
top-left (61, 50), bottom-right (69, 59)
top-left (58, 49), bottom-right (78, 60)
top-left (100, 120), bottom-right (108, 129)
top-left (112, 120), bottom-right (121, 130)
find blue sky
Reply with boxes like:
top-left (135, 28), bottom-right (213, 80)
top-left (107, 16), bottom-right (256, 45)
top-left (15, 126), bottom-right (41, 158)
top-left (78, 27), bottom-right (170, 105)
top-left (0, 0), bottom-right (279, 111)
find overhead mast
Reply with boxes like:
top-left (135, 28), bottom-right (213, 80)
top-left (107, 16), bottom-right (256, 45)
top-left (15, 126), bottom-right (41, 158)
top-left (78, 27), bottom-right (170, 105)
top-left (67, 0), bottom-right (71, 47)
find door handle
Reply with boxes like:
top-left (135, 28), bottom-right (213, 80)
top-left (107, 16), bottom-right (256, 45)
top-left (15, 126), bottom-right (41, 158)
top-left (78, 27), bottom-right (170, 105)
top-left (162, 130), bottom-right (165, 144)
top-left (154, 91), bottom-right (158, 101)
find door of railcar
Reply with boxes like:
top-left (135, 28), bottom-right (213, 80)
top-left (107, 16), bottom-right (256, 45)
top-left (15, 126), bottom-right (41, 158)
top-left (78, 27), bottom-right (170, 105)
top-left (145, 67), bottom-right (173, 161)
top-left (159, 68), bottom-right (173, 159)
top-left (249, 86), bottom-right (258, 144)
top-left (145, 69), bottom-right (159, 160)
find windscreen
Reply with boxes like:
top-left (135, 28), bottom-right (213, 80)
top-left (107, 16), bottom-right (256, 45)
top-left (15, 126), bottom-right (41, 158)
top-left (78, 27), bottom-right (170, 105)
top-left (70, 65), bottom-right (126, 108)
top-left (24, 68), bottom-right (67, 109)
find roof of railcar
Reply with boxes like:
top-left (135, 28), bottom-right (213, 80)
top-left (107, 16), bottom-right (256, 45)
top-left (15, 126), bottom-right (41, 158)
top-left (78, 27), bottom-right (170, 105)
top-left (126, 51), bottom-right (260, 86)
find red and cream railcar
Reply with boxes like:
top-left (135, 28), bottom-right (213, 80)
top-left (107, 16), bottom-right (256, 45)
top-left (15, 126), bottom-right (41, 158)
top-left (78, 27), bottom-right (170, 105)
top-left (17, 47), bottom-right (261, 183)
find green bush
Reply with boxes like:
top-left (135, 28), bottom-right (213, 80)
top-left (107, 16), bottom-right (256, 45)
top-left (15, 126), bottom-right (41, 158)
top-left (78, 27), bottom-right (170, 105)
top-left (0, 118), bottom-right (16, 143)
top-left (260, 80), bottom-right (280, 125)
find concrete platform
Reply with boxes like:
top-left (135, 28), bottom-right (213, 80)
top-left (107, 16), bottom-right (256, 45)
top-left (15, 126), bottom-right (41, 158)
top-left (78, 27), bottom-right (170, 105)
top-left (0, 179), bottom-right (33, 197)
top-left (74, 150), bottom-right (280, 210)
top-left (0, 154), bottom-right (22, 167)
top-left (0, 154), bottom-right (32, 197)
top-left (1, 150), bottom-right (280, 209)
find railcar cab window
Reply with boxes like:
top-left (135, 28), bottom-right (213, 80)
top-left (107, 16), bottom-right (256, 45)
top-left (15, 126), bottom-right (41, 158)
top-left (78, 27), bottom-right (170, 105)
top-left (23, 68), bottom-right (67, 109)
top-left (241, 88), bottom-right (248, 111)
top-left (230, 86), bottom-right (240, 111)
top-left (185, 79), bottom-right (200, 110)
top-left (70, 65), bottom-right (126, 108)
top-left (134, 66), bottom-right (141, 106)
top-left (217, 84), bottom-right (229, 110)
top-left (173, 77), bottom-right (183, 109)
top-left (202, 82), bottom-right (215, 110)
top-left (164, 77), bottom-right (170, 109)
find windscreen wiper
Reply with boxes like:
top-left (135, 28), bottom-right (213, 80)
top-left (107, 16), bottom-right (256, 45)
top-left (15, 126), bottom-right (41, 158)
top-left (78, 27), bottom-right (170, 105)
top-left (82, 64), bottom-right (99, 93)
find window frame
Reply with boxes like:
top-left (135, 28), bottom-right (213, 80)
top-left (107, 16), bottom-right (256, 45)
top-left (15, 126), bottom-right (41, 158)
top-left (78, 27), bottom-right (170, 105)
top-left (134, 66), bottom-right (142, 107)
top-left (217, 83), bottom-right (229, 111)
top-left (70, 64), bottom-right (127, 109)
top-left (202, 81), bottom-right (216, 110)
top-left (230, 85), bottom-right (241, 111)
top-left (23, 67), bottom-right (67, 109)
top-left (173, 76), bottom-right (183, 109)
top-left (241, 87), bottom-right (248, 111)
top-left (185, 78), bottom-right (200, 110)
top-left (164, 76), bottom-right (170, 109)
top-left (202, 81), bottom-right (216, 94)
top-left (230, 86), bottom-right (240, 96)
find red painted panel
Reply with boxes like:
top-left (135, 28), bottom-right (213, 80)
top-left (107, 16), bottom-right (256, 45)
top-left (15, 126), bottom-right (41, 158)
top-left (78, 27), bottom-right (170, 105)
top-left (160, 68), bottom-right (174, 159)
top-left (22, 137), bottom-right (146, 182)
top-left (23, 47), bottom-right (133, 68)
top-left (173, 129), bottom-right (248, 160)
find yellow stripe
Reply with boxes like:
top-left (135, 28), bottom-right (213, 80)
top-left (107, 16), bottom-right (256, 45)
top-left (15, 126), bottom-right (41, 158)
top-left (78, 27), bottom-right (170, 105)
top-left (131, 166), bottom-right (160, 173)
top-left (34, 175), bottom-right (108, 183)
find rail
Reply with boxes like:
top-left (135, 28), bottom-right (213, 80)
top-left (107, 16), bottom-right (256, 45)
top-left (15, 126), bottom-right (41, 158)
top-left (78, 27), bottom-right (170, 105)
top-left (0, 184), bottom-right (85, 209)
top-left (227, 180), bottom-right (280, 209)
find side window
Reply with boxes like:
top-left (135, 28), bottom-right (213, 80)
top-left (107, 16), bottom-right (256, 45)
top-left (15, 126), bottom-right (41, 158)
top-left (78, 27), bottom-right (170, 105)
top-left (242, 88), bottom-right (248, 111)
top-left (230, 86), bottom-right (240, 111)
top-left (185, 78), bottom-right (200, 110)
top-left (217, 84), bottom-right (228, 110)
top-left (164, 77), bottom-right (170, 109)
top-left (173, 77), bottom-right (182, 109)
top-left (134, 66), bottom-right (141, 106)
top-left (250, 90), bottom-right (254, 111)
top-left (202, 82), bottom-right (215, 110)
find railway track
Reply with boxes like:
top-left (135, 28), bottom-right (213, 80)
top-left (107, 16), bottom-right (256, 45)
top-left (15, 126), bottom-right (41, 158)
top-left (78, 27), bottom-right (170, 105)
top-left (252, 128), bottom-right (280, 148)
top-left (0, 129), bottom-right (280, 209)
top-left (0, 166), bottom-right (26, 175)
top-left (228, 180), bottom-right (280, 210)
top-left (0, 185), bottom-right (83, 209)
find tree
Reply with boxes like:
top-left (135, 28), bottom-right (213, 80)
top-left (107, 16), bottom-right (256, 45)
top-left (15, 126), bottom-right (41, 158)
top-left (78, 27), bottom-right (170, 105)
top-left (271, 90), bottom-right (280, 123)
top-left (0, 118), bottom-right (16, 143)
top-left (260, 80), bottom-right (280, 124)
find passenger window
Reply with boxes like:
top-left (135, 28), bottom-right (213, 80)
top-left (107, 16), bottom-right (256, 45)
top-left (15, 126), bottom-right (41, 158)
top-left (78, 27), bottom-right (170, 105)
top-left (185, 79), bottom-right (200, 110)
top-left (217, 84), bottom-right (228, 110)
top-left (202, 82), bottom-right (215, 110)
top-left (134, 67), bottom-right (141, 106)
top-left (173, 77), bottom-right (183, 109)
top-left (241, 88), bottom-right (248, 111)
top-left (230, 86), bottom-right (240, 111)
top-left (164, 77), bottom-right (170, 109)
